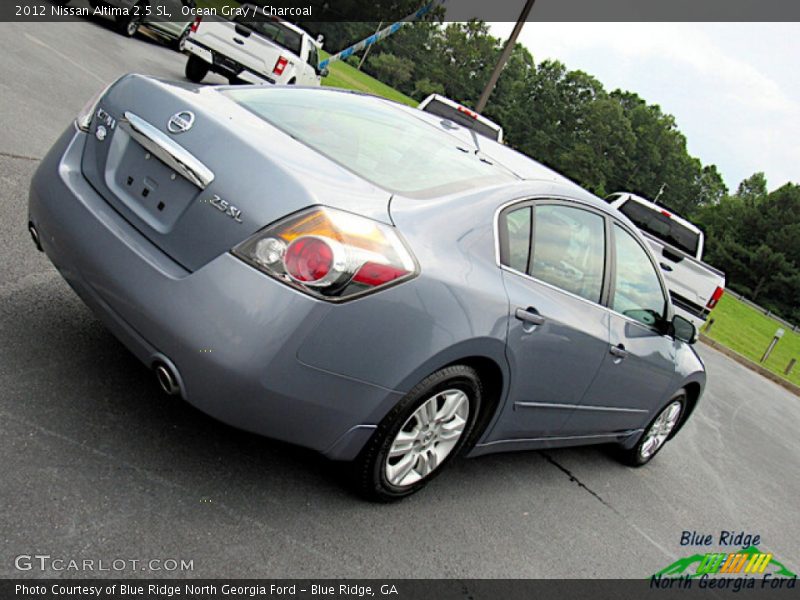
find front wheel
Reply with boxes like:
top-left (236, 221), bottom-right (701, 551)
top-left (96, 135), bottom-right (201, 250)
top-left (617, 392), bottom-right (686, 467)
top-left (185, 55), bottom-right (209, 83)
top-left (353, 365), bottom-right (482, 502)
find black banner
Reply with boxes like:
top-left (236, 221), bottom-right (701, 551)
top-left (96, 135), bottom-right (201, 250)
top-left (4, 0), bottom-right (800, 23)
top-left (3, 579), bottom-right (798, 600)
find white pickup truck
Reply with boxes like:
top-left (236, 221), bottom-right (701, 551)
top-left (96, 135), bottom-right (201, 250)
top-left (183, 6), bottom-right (325, 86)
top-left (418, 94), bottom-right (504, 143)
top-left (607, 192), bottom-right (725, 329)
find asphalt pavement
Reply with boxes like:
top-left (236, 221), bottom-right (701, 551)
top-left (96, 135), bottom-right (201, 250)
top-left (0, 18), bottom-right (798, 579)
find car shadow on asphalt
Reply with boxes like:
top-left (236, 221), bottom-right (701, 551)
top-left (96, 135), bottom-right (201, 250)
top-left (5, 276), bottom-right (629, 507)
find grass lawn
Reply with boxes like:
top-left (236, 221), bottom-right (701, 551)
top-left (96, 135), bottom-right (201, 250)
top-left (703, 294), bottom-right (800, 386)
top-left (320, 51), bottom-right (417, 106)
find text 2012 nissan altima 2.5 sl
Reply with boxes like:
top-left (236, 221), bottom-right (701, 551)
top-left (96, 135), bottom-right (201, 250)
top-left (28, 75), bottom-right (705, 501)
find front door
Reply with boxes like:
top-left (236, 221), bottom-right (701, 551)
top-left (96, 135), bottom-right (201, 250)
top-left (567, 222), bottom-right (677, 434)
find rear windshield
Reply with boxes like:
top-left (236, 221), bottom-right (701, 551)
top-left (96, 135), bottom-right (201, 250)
top-left (223, 88), bottom-right (515, 197)
top-left (420, 99), bottom-right (501, 141)
top-left (618, 200), bottom-right (700, 256)
top-left (235, 17), bottom-right (303, 56)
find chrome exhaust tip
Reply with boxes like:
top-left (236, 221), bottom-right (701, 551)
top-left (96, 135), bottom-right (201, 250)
top-left (155, 363), bottom-right (180, 396)
top-left (29, 223), bottom-right (43, 252)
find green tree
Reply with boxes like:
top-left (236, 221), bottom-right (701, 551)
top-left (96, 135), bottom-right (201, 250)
top-left (367, 53), bottom-right (415, 87)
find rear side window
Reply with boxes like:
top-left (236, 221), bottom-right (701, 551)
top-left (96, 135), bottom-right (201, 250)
top-left (612, 224), bottom-right (666, 326)
top-left (500, 203), bottom-right (606, 303)
top-left (503, 206), bottom-right (532, 273)
top-left (617, 200), bottom-right (700, 257)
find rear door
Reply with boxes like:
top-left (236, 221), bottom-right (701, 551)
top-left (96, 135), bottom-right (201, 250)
top-left (567, 222), bottom-right (677, 434)
top-left (493, 199), bottom-right (612, 440)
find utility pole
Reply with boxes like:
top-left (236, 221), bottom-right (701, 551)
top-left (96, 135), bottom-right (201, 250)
top-left (358, 22), bottom-right (383, 70)
top-left (475, 0), bottom-right (536, 113)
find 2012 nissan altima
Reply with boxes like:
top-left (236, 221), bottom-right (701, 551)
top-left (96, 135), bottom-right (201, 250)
top-left (28, 75), bottom-right (705, 501)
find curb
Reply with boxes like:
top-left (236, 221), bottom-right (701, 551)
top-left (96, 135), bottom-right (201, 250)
top-left (700, 334), bottom-right (800, 397)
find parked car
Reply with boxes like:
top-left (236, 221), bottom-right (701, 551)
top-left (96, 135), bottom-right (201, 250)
top-left (183, 5), bottom-right (326, 85)
top-left (28, 75), bottom-right (705, 501)
top-left (606, 193), bottom-right (726, 329)
top-left (418, 93), bottom-right (504, 143)
top-left (56, 0), bottom-right (193, 45)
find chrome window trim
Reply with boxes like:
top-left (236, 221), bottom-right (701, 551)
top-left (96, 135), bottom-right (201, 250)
top-left (120, 111), bottom-right (215, 190)
top-left (493, 194), bottom-right (675, 334)
top-left (493, 195), bottom-right (610, 310)
top-left (514, 401), bottom-right (648, 414)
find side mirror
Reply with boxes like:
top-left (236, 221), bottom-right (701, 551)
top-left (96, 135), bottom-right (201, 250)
top-left (316, 34), bottom-right (325, 44)
top-left (670, 315), bottom-right (697, 345)
top-left (318, 67), bottom-right (329, 78)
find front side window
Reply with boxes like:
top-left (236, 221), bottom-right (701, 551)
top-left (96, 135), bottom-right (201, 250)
top-left (530, 205), bottom-right (606, 303)
top-left (612, 224), bottom-right (667, 326)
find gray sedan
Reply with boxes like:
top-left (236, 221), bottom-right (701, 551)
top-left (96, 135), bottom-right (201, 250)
top-left (28, 75), bottom-right (705, 501)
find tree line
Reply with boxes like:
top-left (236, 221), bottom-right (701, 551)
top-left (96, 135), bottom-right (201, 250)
top-left (306, 18), bottom-right (798, 322)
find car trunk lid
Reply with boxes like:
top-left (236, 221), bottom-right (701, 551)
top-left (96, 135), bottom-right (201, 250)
top-left (80, 75), bottom-right (391, 272)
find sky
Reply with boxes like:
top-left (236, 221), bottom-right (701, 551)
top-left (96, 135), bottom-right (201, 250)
top-left (487, 22), bottom-right (799, 192)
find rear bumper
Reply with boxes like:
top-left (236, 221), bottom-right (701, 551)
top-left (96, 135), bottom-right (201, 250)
top-left (27, 126), bottom-right (401, 460)
top-left (184, 39), bottom-right (276, 85)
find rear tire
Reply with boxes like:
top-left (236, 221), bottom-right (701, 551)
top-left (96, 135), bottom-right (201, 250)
top-left (617, 391), bottom-right (686, 467)
top-left (352, 365), bottom-right (482, 502)
top-left (185, 55), bottom-right (209, 83)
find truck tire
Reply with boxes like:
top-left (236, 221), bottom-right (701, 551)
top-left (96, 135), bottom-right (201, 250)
top-left (185, 55), bottom-right (210, 83)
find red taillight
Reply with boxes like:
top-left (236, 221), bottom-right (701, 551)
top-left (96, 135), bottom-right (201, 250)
top-left (273, 56), bottom-right (288, 76)
top-left (457, 105), bottom-right (478, 119)
top-left (660, 210), bottom-right (672, 218)
top-left (353, 262), bottom-right (408, 286)
top-left (190, 16), bottom-right (202, 32)
top-left (707, 286), bottom-right (725, 309)
top-left (233, 207), bottom-right (418, 301)
top-left (284, 236), bottom-right (334, 284)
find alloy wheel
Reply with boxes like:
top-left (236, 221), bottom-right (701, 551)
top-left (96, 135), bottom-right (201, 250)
top-left (639, 400), bottom-right (682, 460)
top-left (384, 389), bottom-right (469, 487)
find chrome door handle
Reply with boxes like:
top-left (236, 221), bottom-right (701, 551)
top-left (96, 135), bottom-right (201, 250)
top-left (515, 307), bottom-right (545, 326)
top-left (609, 344), bottom-right (628, 359)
